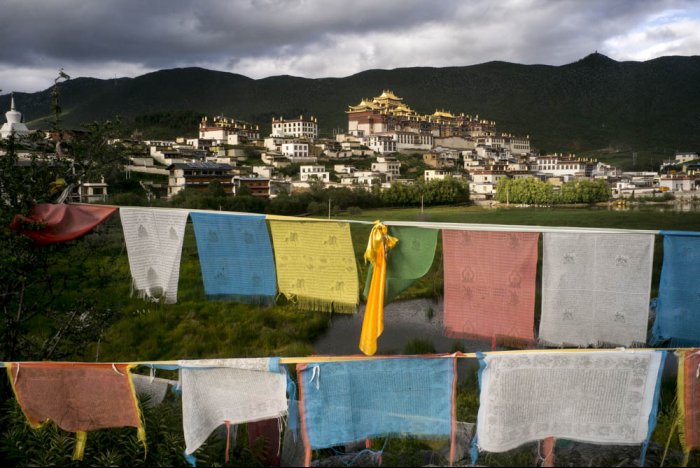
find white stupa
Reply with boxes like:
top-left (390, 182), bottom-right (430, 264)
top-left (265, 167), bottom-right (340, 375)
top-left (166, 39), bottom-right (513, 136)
top-left (0, 93), bottom-right (30, 139)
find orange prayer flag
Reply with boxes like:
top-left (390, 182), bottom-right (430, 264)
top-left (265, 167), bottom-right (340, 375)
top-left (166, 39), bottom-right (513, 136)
top-left (6, 362), bottom-right (145, 459)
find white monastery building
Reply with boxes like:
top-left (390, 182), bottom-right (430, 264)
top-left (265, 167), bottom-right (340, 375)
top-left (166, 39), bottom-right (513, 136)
top-left (272, 116), bottom-right (318, 139)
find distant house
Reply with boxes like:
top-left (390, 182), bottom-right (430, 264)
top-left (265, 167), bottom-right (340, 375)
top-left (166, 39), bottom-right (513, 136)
top-left (424, 169), bottom-right (461, 182)
top-left (366, 135), bottom-right (396, 154)
top-left (659, 174), bottom-right (696, 192)
top-left (77, 180), bottom-right (108, 203)
top-left (469, 167), bottom-right (508, 196)
top-left (167, 162), bottom-right (234, 197)
top-left (233, 175), bottom-right (271, 198)
top-left (371, 156), bottom-right (401, 183)
top-left (675, 152), bottom-right (698, 164)
top-left (300, 165), bottom-right (330, 183)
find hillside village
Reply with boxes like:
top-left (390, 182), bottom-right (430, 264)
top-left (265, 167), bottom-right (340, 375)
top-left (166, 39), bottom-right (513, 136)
top-left (1, 90), bottom-right (697, 204)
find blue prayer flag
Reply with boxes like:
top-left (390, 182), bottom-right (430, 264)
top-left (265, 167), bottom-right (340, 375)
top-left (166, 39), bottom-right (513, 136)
top-left (652, 231), bottom-right (700, 346)
top-left (299, 357), bottom-right (454, 449)
top-left (191, 212), bottom-right (277, 304)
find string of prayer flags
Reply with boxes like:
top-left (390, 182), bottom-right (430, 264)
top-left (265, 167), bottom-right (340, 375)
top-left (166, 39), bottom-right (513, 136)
top-left (652, 232), bottom-right (700, 347)
top-left (191, 212), bottom-right (277, 304)
top-left (120, 207), bottom-right (189, 304)
top-left (539, 233), bottom-right (654, 347)
top-left (359, 221), bottom-right (398, 356)
top-left (442, 230), bottom-right (539, 344)
top-left (5, 362), bottom-right (145, 461)
top-left (297, 357), bottom-right (457, 467)
top-left (675, 350), bottom-right (700, 466)
top-left (362, 225), bottom-right (438, 303)
top-left (10, 203), bottom-right (118, 246)
top-left (269, 219), bottom-right (359, 313)
top-left (178, 358), bottom-right (288, 465)
top-left (473, 350), bottom-right (666, 466)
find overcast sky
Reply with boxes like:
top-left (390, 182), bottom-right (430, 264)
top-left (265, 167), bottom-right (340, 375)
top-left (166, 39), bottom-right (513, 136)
top-left (1, 0), bottom-right (699, 94)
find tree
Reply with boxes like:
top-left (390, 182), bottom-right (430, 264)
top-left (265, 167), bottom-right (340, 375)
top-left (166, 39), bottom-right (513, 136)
top-left (0, 71), bottom-right (127, 361)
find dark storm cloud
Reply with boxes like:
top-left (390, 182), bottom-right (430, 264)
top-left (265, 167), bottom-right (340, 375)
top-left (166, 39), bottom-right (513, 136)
top-left (0, 0), bottom-right (697, 93)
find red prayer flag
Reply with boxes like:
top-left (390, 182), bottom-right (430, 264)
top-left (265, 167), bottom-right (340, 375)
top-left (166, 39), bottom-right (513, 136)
top-left (10, 204), bottom-right (117, 245)
top-left (442, 230), bottom-right (539, 344)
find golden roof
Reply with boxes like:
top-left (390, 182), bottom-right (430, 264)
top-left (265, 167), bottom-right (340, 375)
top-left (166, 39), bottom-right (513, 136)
top-left (433, 110), bottom-right (454, 118)
top-left (347, 99), bottom-right (379, 112)
top-left (376, 90), bottom-right (402, 101)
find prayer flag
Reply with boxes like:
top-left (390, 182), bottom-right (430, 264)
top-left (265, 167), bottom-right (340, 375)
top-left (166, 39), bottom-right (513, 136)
top-left (475, 351), bottom-right (665, 458)
top-left (539, 233), bottom-right (654, 346)
top-left (362, 226), bottom-right (438, 303)
top-left (191, 212), bottom-right (277, 304)
top-left (6, 362), bottom-right (145, 460)
top-left (10, 203), bottom-right (117, 245)
top-left (652, 232), bottom-right (700, 346)
top-left (120, 207), bottom-right (189, 304)
top-left (269, 220), bottom-right (359, 313)
top-left (298, 357), bottom-right (456, 466)
top-left (442, 230), bottom-right (539, 343)
top-left (178, 358), bottom-right (288, 459)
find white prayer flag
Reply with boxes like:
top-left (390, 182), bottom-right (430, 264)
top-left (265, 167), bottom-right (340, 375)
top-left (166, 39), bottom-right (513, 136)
top-left (477, 350), bottom-right (664, 452)
top-left (178, 358), bottom-right (288, 457)
top-left (540, 233), bottom-right (654, 346)
top-left (120, 208), bottom-right (189, 304)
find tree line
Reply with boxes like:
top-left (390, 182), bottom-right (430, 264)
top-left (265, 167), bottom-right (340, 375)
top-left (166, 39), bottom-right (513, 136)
top-left (158, 176), bottom-right (471, 215)
top-left (495, 177), bottom-right (610, 205)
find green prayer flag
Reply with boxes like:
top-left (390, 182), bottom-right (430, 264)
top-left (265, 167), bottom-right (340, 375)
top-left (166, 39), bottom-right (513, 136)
top-left (363, 226), bottom-right (438, 303)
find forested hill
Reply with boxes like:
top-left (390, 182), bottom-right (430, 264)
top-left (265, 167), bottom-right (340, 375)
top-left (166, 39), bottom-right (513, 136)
top-left (3, 53), bottom-right (700, 153)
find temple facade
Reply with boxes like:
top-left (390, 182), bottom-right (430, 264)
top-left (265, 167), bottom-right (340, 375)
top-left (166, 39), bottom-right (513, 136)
top-left (346, 90), bottom-right (530, 154)
top-left (1, 94), bottom-right (30, 139)
top-left (346, 90), bottom-right (497, 139)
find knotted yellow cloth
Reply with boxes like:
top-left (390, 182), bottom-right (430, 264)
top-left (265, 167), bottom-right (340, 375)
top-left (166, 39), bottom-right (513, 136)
top-left (359, 221), bottom-right (398, 355)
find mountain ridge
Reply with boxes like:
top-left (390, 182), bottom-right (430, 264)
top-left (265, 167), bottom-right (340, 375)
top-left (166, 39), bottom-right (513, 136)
top-left (2, 54), bottom-right (700, 152)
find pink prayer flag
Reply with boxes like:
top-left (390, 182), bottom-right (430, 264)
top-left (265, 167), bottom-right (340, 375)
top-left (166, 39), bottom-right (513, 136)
top-left (442, 230), bottom-right (539, 343)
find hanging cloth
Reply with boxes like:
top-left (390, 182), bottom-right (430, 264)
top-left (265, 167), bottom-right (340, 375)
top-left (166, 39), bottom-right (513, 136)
top-left (10, 203), bottom-right (117, 246)
top-left (652, 231), bottom-right (700, 346)
top-left (5, 362), bottom-right (145, 461)
top-left (539, 232), bottom-right (654, 346)
top-left (676, 350), bottom-right (700, 466)
top-left (442, 230), bottom-right (539, 344)
top-left (474, 350), bottom-right (665, 465)
top-left (359, 221), bottom-right (398, 356)
top-left (131, 374), bottom-right (175, 408)
top-left (120, 207), bottom-right (189, 304)
top-left (297, 357), bottom-right (457, 467)
top-left (178, 358), bottom-right (288, 462)
top-left (190, 212), bottom-right (277, 304)
top-left (362, 225), bottom-right (437, 302)
top-left (268, 219), bottom-right (359, 313)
